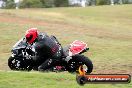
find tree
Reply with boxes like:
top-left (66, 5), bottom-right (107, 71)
top-left (119, 0), bottom-right (123, 4)
top-left (54, 0), bottom-right (69, 7)
top-left (96, 0), bottom-right (109, 5)
top-left (5, 0), bottom-right (15, 9)
top-left (20, 0), bottom-right (43, 8)
top-left (41, 0), bottom-right (55, 8)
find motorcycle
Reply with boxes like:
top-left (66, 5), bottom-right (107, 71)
top-left (8, 37), bottom-right (93, 74)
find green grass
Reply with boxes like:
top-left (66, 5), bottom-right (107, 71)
top-left (0, 5), bottom-right (132, 88)
top-left (0, 71), bottom-right (132, 88)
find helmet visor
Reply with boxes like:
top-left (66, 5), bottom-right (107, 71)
top-left (26, 35), bottom-right (33, 43)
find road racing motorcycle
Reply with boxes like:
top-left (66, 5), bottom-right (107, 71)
top-left (8, 37), bottom-right (93, 74)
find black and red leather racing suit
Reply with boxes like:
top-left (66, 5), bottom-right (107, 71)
top-left (32, 33), bottom-right (62, 71)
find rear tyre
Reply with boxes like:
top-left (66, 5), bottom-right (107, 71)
top-left (67, 55), bottom-right (93, 74)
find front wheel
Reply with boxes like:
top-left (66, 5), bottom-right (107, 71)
top-left (8, 56), bottom-right (32, 71)
top-left (67, 55), bottom-right (93, 74)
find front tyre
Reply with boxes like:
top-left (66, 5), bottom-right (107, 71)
top-left (8, 56), bottom-right (20, 70)
top-left (8, 56), bottom-right (32, 71)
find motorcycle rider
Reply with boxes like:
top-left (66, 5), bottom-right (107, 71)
top-left (25, 28), bottom-right (63, 71)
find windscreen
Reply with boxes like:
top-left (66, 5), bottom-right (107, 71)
top-left (12, 37), bottom-right (27, 49)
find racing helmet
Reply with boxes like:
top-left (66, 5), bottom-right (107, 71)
top-left (25, 28), bottom-right (38, 44)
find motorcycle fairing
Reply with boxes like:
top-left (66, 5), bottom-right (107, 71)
top-left (69, 40), bottom-right (87, 56)
top-left (12, 37), bottom-right (27, 50)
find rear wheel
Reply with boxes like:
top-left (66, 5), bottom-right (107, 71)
top-left (67, 55), bottom-right (93, 74)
